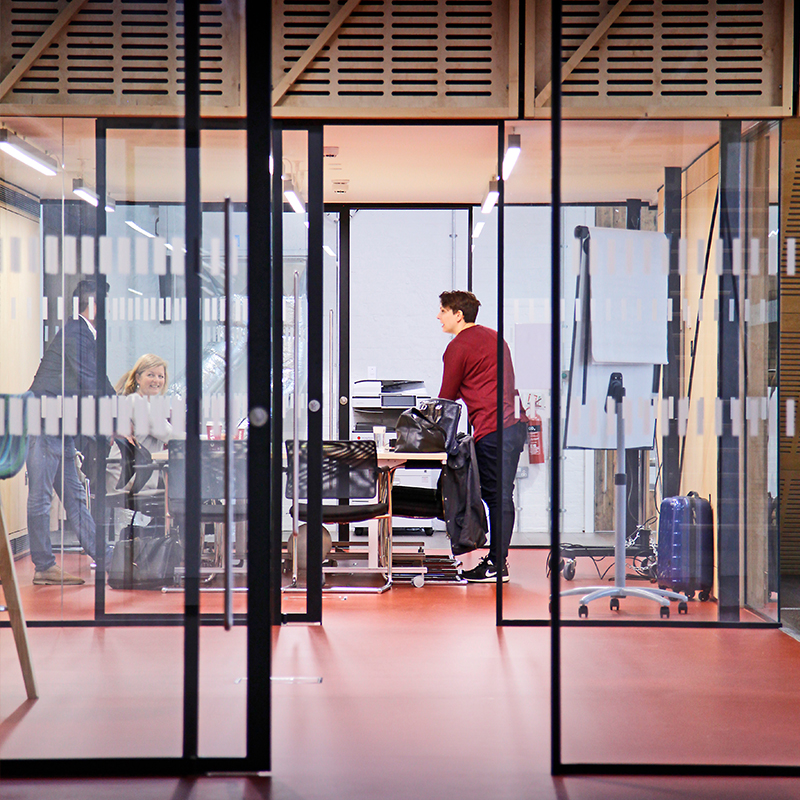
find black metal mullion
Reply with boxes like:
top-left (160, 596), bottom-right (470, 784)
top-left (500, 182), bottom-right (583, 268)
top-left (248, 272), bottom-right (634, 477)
top-left (718, 120), bottom-right (742, 622)
top-left (337, 208), bottom-right (352, 542)
top-left (246, 0), bottom-right (273, 769)
top-left (182, 0), bottom-right (202, 762)
top-left (306, 126), bottom-right (325, 622)
top-left (549, 0), bottom-right (563, 777)
top-left (94, 119), bottom-right (108, 620)
top-left (663, 167), bottom-right (682, 499)
top-left (270, 124), bottom-right (284, 624)
top-left (467, 206), bottom-right (474, 291)
top-left (497, 121), bottom-right (505, 623)
top-left (338, 209), bottom-right (351, 442)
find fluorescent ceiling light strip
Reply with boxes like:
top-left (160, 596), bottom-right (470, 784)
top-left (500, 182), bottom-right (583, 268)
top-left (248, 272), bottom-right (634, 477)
top-left (323, 245), bottom-right (336, 257)
top-left (502, 133), bottom-right (521, 181)
top-left (481, 180), bottom-right (499, 215)
top-left (73, 179), bottom-right (99, 207)
top-left (126, 220), bottom-right (155, 238)
top-left (283, 180), bottom-right (306, 214)
top-left (104, 196), bottom-right (116, 213)
top-left (472, 221), bottom-right (485, 239)
top-left (0, 130), bottom-right (58, 176)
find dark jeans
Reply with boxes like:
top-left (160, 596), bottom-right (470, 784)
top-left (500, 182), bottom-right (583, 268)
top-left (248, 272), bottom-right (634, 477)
top-left (473, 421), bottom-right (527, 563)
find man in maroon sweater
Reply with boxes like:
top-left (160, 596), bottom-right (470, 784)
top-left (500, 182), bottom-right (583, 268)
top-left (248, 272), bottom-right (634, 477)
top-left (437, 290), bottom-right (527, 582)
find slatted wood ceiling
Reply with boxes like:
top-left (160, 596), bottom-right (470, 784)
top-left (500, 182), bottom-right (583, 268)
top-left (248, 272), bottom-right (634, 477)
top-left (0, 0), bottom-right (242, 112)
top-left (272, 0), bottom-right (516, 117)
top-left (529, 0), bottom-right (792, 117)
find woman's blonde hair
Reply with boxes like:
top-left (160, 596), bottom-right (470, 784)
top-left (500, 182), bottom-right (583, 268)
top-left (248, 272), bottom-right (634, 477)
top-left (116, 354), bottom-right (169, 395)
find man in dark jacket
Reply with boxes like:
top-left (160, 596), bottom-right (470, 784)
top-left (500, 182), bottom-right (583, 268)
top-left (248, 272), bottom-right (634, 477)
top-left (437, 290), bottom-right (527, 583)
top-left (27, 279), bottom-right (114, 585)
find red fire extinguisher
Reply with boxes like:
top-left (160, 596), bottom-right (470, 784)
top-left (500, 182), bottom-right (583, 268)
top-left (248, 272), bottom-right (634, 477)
top-left (527, 397), bottom-right (545, 465)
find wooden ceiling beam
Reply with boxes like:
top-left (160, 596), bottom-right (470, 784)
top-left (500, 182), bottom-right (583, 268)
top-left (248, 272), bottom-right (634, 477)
top-left (0, 0), bottom-right (90, 103)
top-left (272, 0), bottom-right (363, 106)
top-left (534, 0), bottom-right (635, 108)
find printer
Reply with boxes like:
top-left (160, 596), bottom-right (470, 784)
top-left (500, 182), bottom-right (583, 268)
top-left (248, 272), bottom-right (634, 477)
top-left (351, 378), bottom-right (429, 442)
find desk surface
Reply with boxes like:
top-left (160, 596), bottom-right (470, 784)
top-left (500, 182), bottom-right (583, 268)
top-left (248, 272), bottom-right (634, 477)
top-left (377, 450), bottom-right (447, 466)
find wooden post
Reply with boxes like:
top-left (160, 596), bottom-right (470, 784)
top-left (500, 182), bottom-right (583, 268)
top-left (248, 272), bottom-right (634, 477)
top-left (0, 499), bottom-right (37, 699)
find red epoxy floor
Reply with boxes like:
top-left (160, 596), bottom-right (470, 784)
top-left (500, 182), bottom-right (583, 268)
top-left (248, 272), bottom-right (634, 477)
top-left (1, 548), bottom-right (799, 798)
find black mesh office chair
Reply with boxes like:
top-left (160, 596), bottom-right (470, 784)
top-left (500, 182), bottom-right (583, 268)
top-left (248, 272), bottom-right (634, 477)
top-left (284, 439), bottom-right (389, 524)
top-left (167, 439), bottom-right (248, 522)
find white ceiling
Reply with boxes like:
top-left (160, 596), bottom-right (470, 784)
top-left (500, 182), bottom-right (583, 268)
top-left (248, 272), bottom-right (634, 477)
top-left (0, 117), bottom-right (723, 208)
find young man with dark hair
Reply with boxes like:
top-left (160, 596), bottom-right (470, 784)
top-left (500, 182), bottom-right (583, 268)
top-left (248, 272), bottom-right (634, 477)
top-left (437, 290), bottom-right (528, 582)
top-left (26, 279), bottom-right (114, 585)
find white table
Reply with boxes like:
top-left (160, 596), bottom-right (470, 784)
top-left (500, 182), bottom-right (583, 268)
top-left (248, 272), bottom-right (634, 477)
top-left (370, 450), bottom-right (448, 585)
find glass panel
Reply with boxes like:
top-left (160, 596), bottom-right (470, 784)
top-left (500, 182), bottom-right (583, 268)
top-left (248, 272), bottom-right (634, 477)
top-left (329, 123), bottom-right (494, 591)
top-left (0, 116), bottom-right (185, 758)
top-left (105, 127), bottom-right (186, 619)
top-left (552, 118), bottom-right (782, 767)
top-left (197, 128), bottom-right (249, 757)
top-left (473, 124), bottom-right (553, 617)
top-left (281, 128), bottom-right (310, 613)
top-left (742, 122), bottom-right (780, 623)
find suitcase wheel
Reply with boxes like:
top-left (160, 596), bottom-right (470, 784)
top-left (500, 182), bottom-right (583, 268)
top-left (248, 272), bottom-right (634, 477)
top-left (660, 606), bottom-right (670, 619)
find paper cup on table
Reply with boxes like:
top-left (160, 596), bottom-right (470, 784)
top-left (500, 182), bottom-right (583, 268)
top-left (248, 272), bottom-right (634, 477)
top-left (373, 426), bottom-right (387, 450)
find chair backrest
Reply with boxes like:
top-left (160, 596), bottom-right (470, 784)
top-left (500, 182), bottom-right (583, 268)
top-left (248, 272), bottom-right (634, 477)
top-left (285, 439), bottom-right (379, 501)
top-left (168, 439), bottom-right (248, 503)
top-left (0, 394), bottom-right (30, 480)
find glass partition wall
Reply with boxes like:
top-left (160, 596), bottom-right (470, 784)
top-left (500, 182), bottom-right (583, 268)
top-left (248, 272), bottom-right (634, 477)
top-left (0, 1), bottom-right (268, 769)
top-left (538, 116), bottom-right (785, 769)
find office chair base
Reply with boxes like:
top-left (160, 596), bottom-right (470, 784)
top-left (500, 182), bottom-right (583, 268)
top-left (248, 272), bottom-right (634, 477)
top-left (558, 585), bottom-right (689, 618)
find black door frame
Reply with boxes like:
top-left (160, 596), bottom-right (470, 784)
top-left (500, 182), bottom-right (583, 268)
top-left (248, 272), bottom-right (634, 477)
top-left (1, 0), bottom-right (273, 776)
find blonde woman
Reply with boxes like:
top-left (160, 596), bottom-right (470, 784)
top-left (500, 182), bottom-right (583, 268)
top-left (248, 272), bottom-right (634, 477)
top-left (108, 354), bottom-right (172, 493)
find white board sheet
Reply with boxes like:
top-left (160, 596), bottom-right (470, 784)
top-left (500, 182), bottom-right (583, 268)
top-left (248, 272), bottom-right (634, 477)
top-left (588, 226), bottom-right (669, 365)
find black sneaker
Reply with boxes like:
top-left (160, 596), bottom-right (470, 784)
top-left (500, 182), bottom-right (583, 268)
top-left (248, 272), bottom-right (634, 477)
top-left (461, 555), bottom-right (509, 583)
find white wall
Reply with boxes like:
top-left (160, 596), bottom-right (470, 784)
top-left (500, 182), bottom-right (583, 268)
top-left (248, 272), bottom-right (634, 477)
top-left (0, 209), bottom-right (42, 535)
top-left (350, 209), bottom-right (468, 399)
top-left (348, 205), bottom-right (598, 539)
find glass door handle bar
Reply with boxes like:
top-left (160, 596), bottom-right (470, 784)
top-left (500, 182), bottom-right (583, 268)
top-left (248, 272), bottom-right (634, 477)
top-left (329, 309), bottom-right (335, 436)
top-left (291, 271), bottom-right (301, 587)
top-left (223, 197), bottom-right (234, 630)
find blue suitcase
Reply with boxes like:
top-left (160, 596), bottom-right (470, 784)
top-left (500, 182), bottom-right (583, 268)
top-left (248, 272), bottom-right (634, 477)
top-left (657, 492), bottom-right (714, 601)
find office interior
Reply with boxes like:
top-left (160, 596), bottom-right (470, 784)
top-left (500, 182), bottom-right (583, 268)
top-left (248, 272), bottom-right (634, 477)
top-left (0, 0), bottom-right (800, 792)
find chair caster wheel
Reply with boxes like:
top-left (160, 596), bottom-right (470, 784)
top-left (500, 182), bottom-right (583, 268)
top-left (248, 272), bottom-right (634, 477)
top-left (660, 606), bottom-right (670, 619)
top-left (411, 575), bottom-right (424, 588)
top-left (578, 604), bottom-right (589, 618)
top-left (678, 601), bottom-right (688, 614)
top-left (610, 598), bottom-right (620, 612)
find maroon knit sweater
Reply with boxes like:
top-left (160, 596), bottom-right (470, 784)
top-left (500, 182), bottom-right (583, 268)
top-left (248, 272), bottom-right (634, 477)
top-left (438, 324), bottom-right (524, 442)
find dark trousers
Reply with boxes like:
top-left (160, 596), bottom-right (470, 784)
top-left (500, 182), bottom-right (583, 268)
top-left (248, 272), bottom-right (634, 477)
top-left (473, 421), bottom-right (527, 563)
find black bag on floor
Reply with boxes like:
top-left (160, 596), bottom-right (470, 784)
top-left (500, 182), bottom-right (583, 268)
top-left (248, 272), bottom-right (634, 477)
top-left (394, 398), bottom-right (461, 455)
top-left (108, 533), bottom-right (184, 590)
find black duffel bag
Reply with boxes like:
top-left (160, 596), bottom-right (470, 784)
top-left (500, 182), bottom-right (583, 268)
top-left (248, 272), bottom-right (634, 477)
top-left (394, 398), bottom-right (461, 455)
top-left (108, 533), bottom-right (184, 590)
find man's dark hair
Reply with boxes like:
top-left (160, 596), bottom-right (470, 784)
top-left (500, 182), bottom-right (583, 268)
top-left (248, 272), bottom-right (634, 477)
top-left (439, 290), bottom-right (481, 324)
top-left (73, 278), bottom-right (108, 312)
